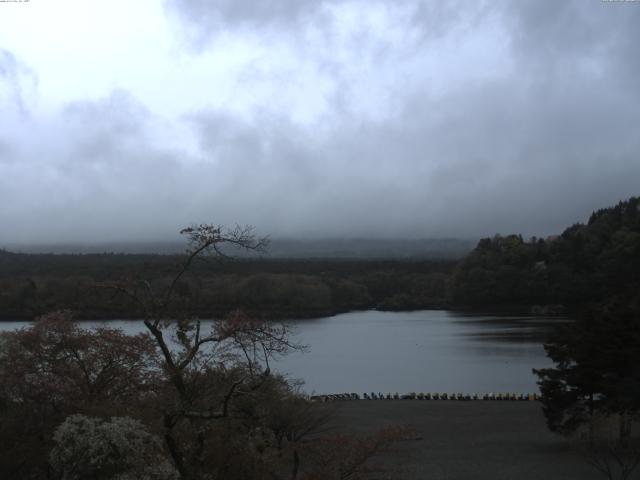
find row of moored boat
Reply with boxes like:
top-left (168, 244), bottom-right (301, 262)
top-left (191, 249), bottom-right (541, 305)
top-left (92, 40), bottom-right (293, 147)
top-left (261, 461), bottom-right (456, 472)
top-left (310, 392), bottom-right (540, 402)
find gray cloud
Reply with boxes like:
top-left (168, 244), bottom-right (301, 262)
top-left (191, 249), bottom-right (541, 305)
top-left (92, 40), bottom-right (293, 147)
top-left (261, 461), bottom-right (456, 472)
top-left (0, 48), bottom-right (37, 116)
top-left (164, 0), bottom-right (334, 50)
top-left (1, 1), bottom-right (639, 244)
top-left (181, 66), bottom-right (640, 239)
top-left (2, 78), bottom-right (638, 243)
top-left (165, 0), bottom-right (338, 32)
top-left (505, 0), bottom-right (640, 85)
top-left (166, 0), bottom-right (475, 36)
top-left (0, 90), bottom-right (193, 242)
top-left (168, 0), bottom-right (329, 27)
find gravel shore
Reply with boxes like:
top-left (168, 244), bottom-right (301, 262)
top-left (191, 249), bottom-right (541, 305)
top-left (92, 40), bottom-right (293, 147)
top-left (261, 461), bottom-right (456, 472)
top-left (329, 400), bottom-right (604, 480)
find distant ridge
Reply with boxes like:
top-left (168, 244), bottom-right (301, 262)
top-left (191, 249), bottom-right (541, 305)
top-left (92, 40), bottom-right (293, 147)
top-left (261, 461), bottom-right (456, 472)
top-left (2, 238), bottom-right (475, 260)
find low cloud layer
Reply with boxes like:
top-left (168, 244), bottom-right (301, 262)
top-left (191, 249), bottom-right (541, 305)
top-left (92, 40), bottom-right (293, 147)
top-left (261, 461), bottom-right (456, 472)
top-left (0, 1), bottom-right (639, 244)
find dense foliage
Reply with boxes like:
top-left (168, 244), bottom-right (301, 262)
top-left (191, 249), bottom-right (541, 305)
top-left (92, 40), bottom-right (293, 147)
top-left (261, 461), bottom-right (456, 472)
top-left (0, 311), bottom-right (161, 478)
top-left (507, 197), bottom-right (640, 444)
top-left (534, 294), bottom-right (640, 444)
top-left (0, 253), bottom-right (453, 319)
top-left (1, 313), bottom-right (400, 480)
top-left (451, 197), bottom-right (640, 309)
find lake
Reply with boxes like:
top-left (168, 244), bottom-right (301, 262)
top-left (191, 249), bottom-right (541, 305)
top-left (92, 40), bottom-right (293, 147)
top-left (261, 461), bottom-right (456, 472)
top-left (0, 310), bottom-right (562, 395)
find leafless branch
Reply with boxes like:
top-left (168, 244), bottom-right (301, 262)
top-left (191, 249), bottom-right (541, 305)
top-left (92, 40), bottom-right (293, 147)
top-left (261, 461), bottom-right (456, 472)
top-left (588, 445), bottom-right (640, 480)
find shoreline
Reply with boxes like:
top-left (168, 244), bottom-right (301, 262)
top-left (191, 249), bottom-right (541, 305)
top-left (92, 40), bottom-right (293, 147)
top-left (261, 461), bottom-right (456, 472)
top-left (0, 304), bottom-right (568, 322)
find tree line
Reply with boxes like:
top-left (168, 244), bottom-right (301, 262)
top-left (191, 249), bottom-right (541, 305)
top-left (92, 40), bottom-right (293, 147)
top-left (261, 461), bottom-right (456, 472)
top-left (451, 196), bottom-right (640, 311)
top-left (0, 252), bottom-right (454, 320)
top-left (2, 197), bottom-right (638, 321)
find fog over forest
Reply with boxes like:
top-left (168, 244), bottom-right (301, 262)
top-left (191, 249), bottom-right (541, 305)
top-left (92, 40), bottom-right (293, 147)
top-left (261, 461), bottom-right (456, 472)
top-left (1, 0), bottom-right (639, 244)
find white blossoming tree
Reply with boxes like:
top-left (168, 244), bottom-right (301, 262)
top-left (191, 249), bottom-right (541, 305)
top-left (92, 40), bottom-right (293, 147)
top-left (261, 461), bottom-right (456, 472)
top-left (50, 415), bottom-right (179, 480)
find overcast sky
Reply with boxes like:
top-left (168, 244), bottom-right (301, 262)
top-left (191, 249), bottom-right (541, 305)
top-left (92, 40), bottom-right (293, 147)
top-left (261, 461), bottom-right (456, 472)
top-left (0, 0), bottom-right (639, 243)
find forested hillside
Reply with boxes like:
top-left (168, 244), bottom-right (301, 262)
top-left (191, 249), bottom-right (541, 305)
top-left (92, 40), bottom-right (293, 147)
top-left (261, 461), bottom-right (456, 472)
top-left (1, 197), bottom-right (638, 319)
top-left (0, 253), bottom-right (453, 320)
top-left (451, 197), bottom-right (640, 309)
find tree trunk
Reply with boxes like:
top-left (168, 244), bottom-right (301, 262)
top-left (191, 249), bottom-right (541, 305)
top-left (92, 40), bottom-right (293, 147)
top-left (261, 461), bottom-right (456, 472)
top-left (164, 414), bottom-right (189, 480)
top-left (619, 411), bottom-right (631, 448)
top-left (291, 449), bottom-right (300, 480)
top-left (589, 393), bottom-right (595, 447)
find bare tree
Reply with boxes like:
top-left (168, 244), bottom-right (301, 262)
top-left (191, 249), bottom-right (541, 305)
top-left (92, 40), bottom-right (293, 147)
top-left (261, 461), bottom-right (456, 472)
top-left (99, 224), bottom-right (303, 479)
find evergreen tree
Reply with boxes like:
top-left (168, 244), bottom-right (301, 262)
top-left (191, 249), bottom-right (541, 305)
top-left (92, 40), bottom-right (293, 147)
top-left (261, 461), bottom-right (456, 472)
top-left (534, 295), bottom-right (640, 443)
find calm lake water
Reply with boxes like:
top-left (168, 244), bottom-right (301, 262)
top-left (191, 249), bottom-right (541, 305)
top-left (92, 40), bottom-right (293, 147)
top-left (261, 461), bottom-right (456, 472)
top-left (0, 310), bottom-right (562, 395)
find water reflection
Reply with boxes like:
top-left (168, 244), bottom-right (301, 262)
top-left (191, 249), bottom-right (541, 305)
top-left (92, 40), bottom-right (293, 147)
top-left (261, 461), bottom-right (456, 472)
top-left (275, 310), bottom-right (561, 394)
